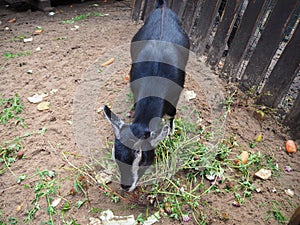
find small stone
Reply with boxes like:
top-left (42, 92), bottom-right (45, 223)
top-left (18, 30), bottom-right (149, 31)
top-left (17, 151), bottom-right (24, 159)
top-left (232, 201), bottom-right (241, 207)
top-left (255, 168), bottom-right (272, 180)
top-left (285, 189), bottom-right (294, 197)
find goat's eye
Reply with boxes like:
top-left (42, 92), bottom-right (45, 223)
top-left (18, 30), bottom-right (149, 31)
top-left (144, 131), bottom-right (151, 139)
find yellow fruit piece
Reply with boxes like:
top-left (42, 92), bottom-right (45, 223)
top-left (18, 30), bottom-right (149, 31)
top-left (255, 134), bottom-right (263, 142)
top-left (101, 58), bottom-right (115, 67)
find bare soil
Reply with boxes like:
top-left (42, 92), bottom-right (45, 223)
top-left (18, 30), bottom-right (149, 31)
top-left (0, 1), bottom-right (299, 224)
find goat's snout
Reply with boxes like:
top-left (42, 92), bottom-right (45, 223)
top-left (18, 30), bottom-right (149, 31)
top-left (120, 184), bottom-right (131, 191)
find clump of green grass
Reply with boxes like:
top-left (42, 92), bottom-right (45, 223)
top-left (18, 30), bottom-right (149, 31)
top-left (136, 104), bottom-right (279, 223)
top-left (97, 93), bottom-right (281, 224)
top-left (3, 51), bottom-right (31, 60)
top-left (62, 12), bottom-right (108, 24)
top-left (24, 169), bottom-right (58, 224)
top-left (0, 93), bottom-right (25, 126)
top-left (0, 136), bottom-right (24, 175)
top-left (265, 202), bottom-right (288, 224)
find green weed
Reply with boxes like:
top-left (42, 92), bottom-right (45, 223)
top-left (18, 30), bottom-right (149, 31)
top-left (267, 202), bottom-right (288, 224)
top-left (62, 12), bottom-right (108, 24)
top-left (3, 51), bottom-right (31, 60)
top-left (0, 93), bottom-right (25, 126)
top-left (24, 169), bottom-right (59, 224)
top-left (0, 136), bottom-right (24, 176)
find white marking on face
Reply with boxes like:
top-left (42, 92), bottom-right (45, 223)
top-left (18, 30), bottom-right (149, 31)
top-left (128, 148), bottom-right (142, 192)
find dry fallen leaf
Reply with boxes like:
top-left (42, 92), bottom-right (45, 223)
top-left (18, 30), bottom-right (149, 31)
top-left (16, 203), bottom-right (23, 211)
top-left (37, 101), bottom-right (50, 111)
top-left (101, 58), bottom-right (115, 67)
top-left (99, 209), bottom-right (135, 224)
top-left (51, 198), bottom-right (61, 207)
top-left (28, 93), bottom-right (48, 103)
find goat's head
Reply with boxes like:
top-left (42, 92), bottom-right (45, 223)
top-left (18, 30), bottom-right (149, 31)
top-left (103, 105), bottom-right (169, 191)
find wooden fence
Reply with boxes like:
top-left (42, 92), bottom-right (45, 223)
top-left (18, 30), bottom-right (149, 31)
top-left (131, 0), bottom-right (300, 138)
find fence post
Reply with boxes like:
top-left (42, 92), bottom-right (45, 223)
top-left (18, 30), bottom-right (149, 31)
top-left (258, 23), bottom-right (300, 108)
top-left (221, 0), bottom-right (267, 80)
top-left (182, 0), bottom-right (202, 35)
top-left (207, 0), bottom-right (243, 67)
top-left (284, 93), bottom-right (300, 139)
top-left (239, 0), bottom-right (299, 90)
top-left (132, 0), bottom-right (144, 21)
top-left (192, 0), bottom-right (222, 55)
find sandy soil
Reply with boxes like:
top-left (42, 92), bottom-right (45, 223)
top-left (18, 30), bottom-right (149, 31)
top-left (0, 1), bottom-right (299, 224)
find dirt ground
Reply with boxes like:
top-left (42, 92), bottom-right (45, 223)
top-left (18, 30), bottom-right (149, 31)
top-left (0, 0), bottom-right (299, 224)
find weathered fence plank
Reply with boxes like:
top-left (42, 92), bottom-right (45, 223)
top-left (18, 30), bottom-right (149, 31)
top-left (221, 0), bottom-right (267, 79)
top-left (284, 93), bottom-right (300, 138)
top-left (143, 0), bottom-right (157, 20)
top-left (207, 0), bottom-right (243, 67)
top-left (132, 0), bottom-right (143, 21)
top-left (182, 0), bottom-right (202, 35)
top-left (166, 0), bottom-right (173, 8)
top-left (131, 0), bottom-right (300, 132)
top-left (171, 0), bottom-right (188, 21)
top-left (240, 0), bottom-right (299, 90)
top-left (192, 0), bottom-right (222, 54)
top-left (258, 23), bottom-right (300, 108)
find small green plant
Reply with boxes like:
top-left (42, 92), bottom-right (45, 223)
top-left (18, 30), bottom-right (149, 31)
top-left (136, 213), bottom-right (147, 223)
top-left (62, 12), bottom-right (107, 24)
top-left (269, 202), bottom-right (288, 224)
top-left (24, 169), bottom-right (59, 224)
top-left (99, 94), bottom-right (282, 224)
top-left (0, 136), bottom-right (23, 175)
top-left (3, 51), bottom-right (31, 60)
top-left (0, 93), bottom-right (25, 126)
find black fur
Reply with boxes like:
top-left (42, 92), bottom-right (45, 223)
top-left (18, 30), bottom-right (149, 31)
top-left (105, 0), bottom-right (190, 191)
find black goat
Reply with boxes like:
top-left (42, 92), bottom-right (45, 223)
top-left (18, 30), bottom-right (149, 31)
top-left (104, 0), bottom-right (190, 191)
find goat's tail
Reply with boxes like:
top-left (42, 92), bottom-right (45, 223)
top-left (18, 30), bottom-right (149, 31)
top-left (156, 0), bottom-right (166, 8)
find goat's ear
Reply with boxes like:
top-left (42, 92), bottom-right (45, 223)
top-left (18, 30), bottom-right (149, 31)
top-left (103, 105), bottom-right (125, 139)
top-left (149, 125), bottom-right (170, 147)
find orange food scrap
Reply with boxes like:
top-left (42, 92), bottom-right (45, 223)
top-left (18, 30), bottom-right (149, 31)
top-left (124, 74), bottom-right (130, 81)
top-left (236, 151), bottom-right (249, 165)
top-left (8, 18), bottom-right (17, 23)
top-left (34, 29), bottom-right (44, 35)
top-left (101, 58), bottom-right (115, 67)
top-left (285, 140), bottom-right (297, 154)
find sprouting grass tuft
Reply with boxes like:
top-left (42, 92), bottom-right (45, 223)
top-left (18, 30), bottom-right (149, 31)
top-left (0, 93), bottom-right (25, 126)
top-left (62, 12), bottom-right (109, 24)
top-left (3, 51), bottom-right (31, 60)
